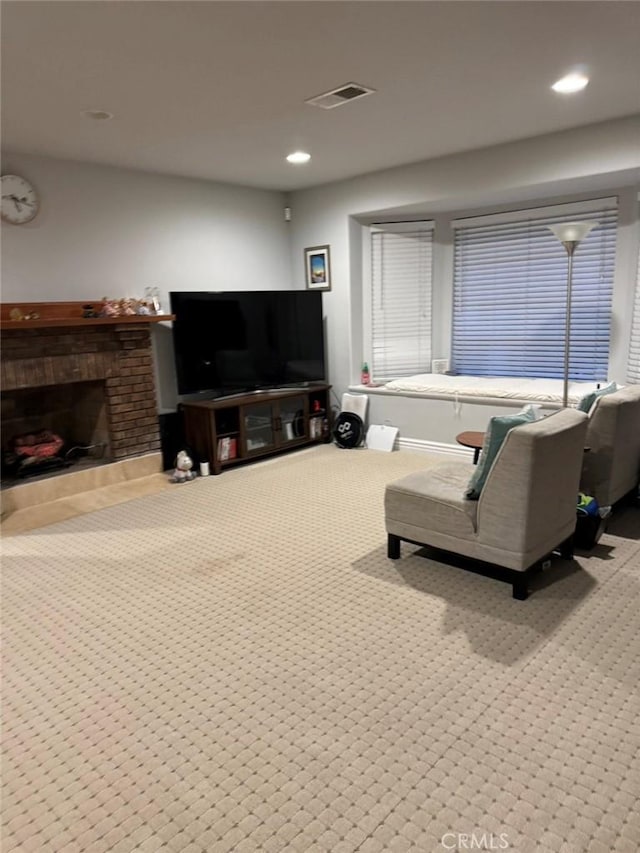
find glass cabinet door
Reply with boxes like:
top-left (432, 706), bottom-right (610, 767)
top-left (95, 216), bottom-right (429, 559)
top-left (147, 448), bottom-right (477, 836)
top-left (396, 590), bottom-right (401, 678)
top-left (243, 402), bottom-right (276, 454)
top-left (278, 396), bottom-right (307, 444)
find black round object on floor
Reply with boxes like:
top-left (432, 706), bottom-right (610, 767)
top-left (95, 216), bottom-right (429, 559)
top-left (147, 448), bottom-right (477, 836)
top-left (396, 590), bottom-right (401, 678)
top-left (333, 412), bottom-right (364, 448)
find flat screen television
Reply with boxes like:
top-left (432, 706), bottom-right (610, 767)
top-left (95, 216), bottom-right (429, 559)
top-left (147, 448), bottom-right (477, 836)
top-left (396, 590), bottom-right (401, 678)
top-left (170, 290), bottom-right (326, 397)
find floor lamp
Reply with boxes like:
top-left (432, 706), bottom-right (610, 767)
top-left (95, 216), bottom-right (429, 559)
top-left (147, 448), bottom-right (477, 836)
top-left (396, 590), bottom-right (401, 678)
top-left (547, 221), bottom-right (598, 407)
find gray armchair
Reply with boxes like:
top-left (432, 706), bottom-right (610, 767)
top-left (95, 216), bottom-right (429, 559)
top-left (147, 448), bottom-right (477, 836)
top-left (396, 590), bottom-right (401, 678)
top-left (580, 385), bottom-right (640, 507)
top-left (384, 409), bottom-right (588, 599)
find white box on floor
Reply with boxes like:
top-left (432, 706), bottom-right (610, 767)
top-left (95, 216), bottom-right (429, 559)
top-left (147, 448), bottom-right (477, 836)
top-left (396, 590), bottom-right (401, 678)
top-left (366, 424), bottom-right (398, 451)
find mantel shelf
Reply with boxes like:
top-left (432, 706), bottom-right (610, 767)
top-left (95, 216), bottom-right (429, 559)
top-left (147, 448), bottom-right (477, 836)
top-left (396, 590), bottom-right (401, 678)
top-left (0, 301), bottom-right (174, 331)
top-left (1, 315), bottom-right (174, 331)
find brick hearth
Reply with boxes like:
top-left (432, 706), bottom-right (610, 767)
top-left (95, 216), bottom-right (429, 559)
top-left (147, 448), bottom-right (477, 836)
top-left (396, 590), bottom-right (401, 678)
top-left (1, 324), bottom-right (161, 461)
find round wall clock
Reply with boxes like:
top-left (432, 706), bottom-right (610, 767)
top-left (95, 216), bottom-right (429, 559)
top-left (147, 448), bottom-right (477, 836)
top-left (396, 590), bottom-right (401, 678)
top-left (1, 174), bottom-right (40, 224)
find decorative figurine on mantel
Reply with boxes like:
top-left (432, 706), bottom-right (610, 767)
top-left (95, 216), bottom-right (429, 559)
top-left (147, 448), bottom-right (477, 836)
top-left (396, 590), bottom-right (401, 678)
top-left (8, 307), bottom-right (40, 321)
top-left (144, 286), bottom-right (162, 314)
top-left (99, 297), bottom-right (120, 317)
top-left (98, 296), bottom-right (159, 317)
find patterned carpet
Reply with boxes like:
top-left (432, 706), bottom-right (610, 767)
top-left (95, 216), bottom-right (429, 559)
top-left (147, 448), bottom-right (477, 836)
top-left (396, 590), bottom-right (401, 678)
top-left (2, 445), bottom-right (639, 853)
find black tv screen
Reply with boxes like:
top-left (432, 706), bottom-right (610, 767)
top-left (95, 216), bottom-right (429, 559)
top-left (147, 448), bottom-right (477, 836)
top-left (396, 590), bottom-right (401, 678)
top-left (170, 291), bottom-right (326, 397)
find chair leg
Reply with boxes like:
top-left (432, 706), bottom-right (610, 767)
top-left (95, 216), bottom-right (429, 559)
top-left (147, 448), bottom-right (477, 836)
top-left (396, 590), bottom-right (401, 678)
top-left (387, 534), bottom-right (401, 560)
top-left (559, 534), bottom-right (574, 560)
top-left (512, 576), bottom-right (529, 600)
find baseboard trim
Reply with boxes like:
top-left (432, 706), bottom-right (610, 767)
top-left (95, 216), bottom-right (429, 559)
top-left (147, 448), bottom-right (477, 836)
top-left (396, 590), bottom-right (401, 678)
top-left (397, 437), bottom-right (470, 459)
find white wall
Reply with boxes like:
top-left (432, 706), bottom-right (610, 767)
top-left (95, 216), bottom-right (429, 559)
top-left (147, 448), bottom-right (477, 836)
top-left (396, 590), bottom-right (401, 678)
top-left (0, 152), bottom-right (291, 408)
top-left (288, 116), bottom-right (640, 410)
top-left (3, 118), bottom-right (639, 426)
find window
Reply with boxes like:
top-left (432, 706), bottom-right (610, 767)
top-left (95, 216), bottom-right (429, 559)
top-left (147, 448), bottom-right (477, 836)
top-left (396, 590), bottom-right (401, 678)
top-left (628, 244), bottom-right (640, 384)
top-left (369, 222), bottom-right (433, 381)
top-left (451, 204), bottom-right (617, 380)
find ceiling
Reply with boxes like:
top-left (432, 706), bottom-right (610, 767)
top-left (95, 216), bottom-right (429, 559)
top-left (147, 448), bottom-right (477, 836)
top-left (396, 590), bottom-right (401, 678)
top-left (2, 1), bottom-right (640, 192)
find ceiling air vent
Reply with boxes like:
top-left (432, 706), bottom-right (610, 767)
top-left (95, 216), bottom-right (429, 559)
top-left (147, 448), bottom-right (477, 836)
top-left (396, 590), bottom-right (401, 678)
top-left (305, 82), bottom-right (376, 110)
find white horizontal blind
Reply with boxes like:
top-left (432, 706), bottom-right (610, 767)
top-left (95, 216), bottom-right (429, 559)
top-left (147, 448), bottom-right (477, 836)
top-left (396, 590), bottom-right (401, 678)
top-left (628, 245), bottom-right (640, 384)
top-left (452, 207), bottom-right (617, 380)
top-left (370, 223), bottom-right (433, 380)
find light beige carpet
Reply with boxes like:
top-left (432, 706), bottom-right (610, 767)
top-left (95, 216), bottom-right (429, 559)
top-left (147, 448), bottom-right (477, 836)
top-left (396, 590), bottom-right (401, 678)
top-left (2, 445), bottom-right (639, 853)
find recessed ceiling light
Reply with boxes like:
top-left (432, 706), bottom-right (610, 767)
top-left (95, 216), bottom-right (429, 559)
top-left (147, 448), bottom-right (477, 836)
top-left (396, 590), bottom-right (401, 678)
top-left (286, 151), bottom-right (311, 164)
top-left (82, 109), bottom-right (114, 120)
top-left (551, 72), bottom-right (589, 94)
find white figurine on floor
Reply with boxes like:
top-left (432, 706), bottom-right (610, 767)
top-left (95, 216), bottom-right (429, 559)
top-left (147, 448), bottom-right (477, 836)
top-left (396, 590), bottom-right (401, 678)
top-left (172, 450), bottom-right (196, 483)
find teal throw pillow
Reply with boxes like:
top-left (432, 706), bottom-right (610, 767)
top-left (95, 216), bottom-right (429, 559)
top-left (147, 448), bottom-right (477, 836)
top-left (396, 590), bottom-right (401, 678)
top-left (576, 382), bottom-right (617, 414)
top-left (465, 408), bottom-right (537, 500)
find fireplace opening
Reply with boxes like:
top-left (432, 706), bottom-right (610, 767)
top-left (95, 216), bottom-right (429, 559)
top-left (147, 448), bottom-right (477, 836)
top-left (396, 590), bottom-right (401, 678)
top-left (4, 430), bottom-right (108, 479)
top-left (1, 381), bottom-right (111, 486)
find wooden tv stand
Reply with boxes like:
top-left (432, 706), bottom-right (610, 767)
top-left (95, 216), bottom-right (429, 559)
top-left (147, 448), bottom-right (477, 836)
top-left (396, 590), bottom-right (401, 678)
top-left (181, 384), bottom-right (332, 475)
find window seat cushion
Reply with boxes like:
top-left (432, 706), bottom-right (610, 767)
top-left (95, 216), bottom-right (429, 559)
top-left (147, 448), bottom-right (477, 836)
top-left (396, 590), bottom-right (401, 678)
top-left (383, 374), bottom-right (604, 405)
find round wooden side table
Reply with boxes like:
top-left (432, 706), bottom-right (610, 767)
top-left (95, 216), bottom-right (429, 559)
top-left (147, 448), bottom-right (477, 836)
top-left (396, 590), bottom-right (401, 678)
top-left (455, 430), bottom-right (485, 464)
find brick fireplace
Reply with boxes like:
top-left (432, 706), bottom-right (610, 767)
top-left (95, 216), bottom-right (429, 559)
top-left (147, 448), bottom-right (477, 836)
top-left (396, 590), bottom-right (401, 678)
top-left (1, 304), bottom-right (167, 481)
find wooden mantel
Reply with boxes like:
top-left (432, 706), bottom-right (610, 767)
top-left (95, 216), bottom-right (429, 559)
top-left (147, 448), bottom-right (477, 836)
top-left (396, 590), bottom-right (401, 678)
top-left (1, 301), bottom-right (174, 330)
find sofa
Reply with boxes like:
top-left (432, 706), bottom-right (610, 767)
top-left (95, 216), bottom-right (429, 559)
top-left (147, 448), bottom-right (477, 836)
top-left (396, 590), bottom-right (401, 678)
top-left (384, 409), bottom-right (588, 599)
top-left (580, 385), bottom-right (640, 507)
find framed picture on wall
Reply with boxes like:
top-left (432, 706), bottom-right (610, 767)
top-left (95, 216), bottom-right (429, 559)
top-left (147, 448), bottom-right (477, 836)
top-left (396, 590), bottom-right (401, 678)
top-left (304, 245), bottom-right (331, 291)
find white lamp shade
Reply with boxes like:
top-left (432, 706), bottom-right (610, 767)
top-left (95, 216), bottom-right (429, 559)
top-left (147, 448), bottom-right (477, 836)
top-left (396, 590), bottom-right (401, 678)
top-left (548, 221), bottom-right (598, 243)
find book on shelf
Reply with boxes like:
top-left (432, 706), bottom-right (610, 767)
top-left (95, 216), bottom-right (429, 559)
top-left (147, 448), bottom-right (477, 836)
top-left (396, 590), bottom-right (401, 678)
top-left (217, 436), bottom-right (237, 461)
top-left (310, 415), bottom-right (329, 439)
